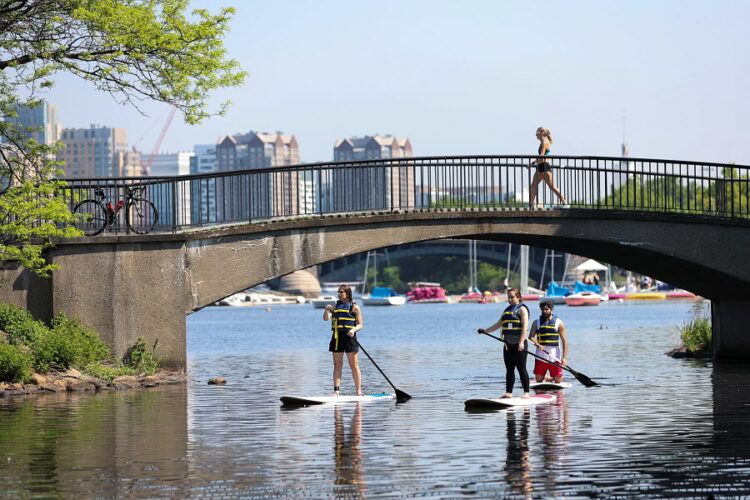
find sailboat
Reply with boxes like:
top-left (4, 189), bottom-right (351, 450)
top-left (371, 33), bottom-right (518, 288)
top-left (360, 251), bottom-right (406, 306)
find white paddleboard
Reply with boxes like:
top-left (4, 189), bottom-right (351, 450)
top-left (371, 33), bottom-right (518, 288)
top-left (464, 394), bottom-right (557, 409)
top-left (530, 381), bottom-right (573, 390)
top-left (280, 393), bottom-right (396, 406)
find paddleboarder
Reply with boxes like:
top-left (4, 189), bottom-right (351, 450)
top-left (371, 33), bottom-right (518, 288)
top-left (324, 284), bottom-right (364, 397)
top-left (477, 288), bottom-right (531, 399)
top-left (528, 302), bottom-right (569, 383)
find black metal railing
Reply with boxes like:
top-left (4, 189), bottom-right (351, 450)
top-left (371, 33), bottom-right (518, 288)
top-left (60, 155), bottom-right (750, 234)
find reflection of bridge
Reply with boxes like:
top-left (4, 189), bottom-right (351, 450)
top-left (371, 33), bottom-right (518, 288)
top-left (2, 155), bottom-right (749, 367)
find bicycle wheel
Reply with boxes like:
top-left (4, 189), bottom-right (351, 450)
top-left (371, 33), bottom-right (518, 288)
top-left (73, 200), bottom-right (108, 236)
top-left (126, 198), bottom-right (158, 234)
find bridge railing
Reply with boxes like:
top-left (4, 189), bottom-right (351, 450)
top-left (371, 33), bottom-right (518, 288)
top-left (60, 155), bottom-right (750, 234)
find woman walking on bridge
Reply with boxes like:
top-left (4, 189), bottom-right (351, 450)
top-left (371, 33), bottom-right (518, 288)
top-left (528, 127), bottom-right (568, 208)
top-left (324, 284), bottom-right (364, 396)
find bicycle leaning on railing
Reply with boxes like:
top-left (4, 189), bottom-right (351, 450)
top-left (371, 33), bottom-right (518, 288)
top-left (72, 185), bottom-right (159, 236)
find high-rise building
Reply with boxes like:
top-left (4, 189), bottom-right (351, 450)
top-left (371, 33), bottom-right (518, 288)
top-left (145, 151), bottom-right (194, 228)
top-left (215, 131), bottom-right (302, 218)
top-left (148, 151), bottom-right (194, 177)
top-left (329, 135), bottom-right (414, 212)
top-left (333, 135), bottom-right (412, 162)
top-left (116, 150), bottom-right (143, 178)
top-left (5, 101), bottom-right (61, 146)
top-left (190, 145), bottom-right (218, 224)
top-left (57, 125), bottom-right (130, 178)
top-left (216, 131), bottom-right (300, 171)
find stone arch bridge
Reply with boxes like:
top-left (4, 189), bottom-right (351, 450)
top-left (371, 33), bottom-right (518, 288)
top-left (2, 155), bottom-right (748, 366)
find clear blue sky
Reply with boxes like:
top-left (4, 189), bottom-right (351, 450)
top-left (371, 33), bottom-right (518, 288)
top-left (47, 0), bottom-right (750, 164)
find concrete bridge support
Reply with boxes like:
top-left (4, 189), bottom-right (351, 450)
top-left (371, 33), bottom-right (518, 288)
top-left (49, 241), bottom-right (191, 369)
top-left (712, 301), bottom-right (750, 361)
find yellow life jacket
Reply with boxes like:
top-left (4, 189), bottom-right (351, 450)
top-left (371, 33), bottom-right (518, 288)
top-left (537, 314), bottom-right (560, 346)
top-left (332, 301), bottom-right (357, 350)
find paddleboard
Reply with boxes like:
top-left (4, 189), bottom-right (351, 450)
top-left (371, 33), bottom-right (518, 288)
top-left (280, 393), bottom-right (396, 406)
top-left (464, 394), bottom-right (556, 409)
top-left (530, 381), bottom-right (573, 390)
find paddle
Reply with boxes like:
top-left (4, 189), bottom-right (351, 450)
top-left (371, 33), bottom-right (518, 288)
top-left (476, 329), bottom-right (598, 387)
top-left (356, 340), bottom-right (412, 402)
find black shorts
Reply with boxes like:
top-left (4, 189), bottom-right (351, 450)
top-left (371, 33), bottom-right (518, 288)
top-left (536, 162), bottom-right (553, 173)
top-left (329, 333), bottom-right (359, 353)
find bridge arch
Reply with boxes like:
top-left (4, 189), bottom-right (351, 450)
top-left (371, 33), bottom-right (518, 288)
top-left (27, 209), bottom-right (749, 367)
top-left (316, 240), bottom-right (561, 287)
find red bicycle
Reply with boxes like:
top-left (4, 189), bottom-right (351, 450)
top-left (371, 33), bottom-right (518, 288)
top-left (73, 186), bottom-right (158, 236)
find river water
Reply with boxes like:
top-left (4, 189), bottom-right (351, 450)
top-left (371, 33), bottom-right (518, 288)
top-left (2, 300), bottom-right (750, 498)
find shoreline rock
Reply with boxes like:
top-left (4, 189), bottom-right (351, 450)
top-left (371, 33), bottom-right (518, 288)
top-left (0, 369), bottom-right (187, 399)
top-left (666, 346), bottom-right (712, 360)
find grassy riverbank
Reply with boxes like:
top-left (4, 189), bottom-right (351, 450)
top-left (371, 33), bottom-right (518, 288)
top-left (0, 303), bottom-right (163, 385)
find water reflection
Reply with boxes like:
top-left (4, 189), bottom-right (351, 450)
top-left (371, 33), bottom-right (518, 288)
top-left (0, 387), bottom-right (188, 498)
top-left (505, 408), bottom-right (533, 498)
top-left (713, 363), bottom-right (750, 460)
top-left (6, 302), bottom-right (750, 497)
top-left (536, 392), bottom-right (569, 470)
top-left (333, 404), bottom-right (364, 497)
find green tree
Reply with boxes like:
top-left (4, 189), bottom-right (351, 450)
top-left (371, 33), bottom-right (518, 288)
top-left (599, 168), bottom-right (750, 218)
top-left (1, 0), bottom-right (246, 275)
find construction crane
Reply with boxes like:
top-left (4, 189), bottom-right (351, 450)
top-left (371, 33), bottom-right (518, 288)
top-left (141, 106), bottom-right (177, 176)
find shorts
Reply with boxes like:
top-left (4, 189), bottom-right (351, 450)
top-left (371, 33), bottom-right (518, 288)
top-left (534, 359), bottom-right (563, 378)
top-left (329, 333), bottom-right (359, 353)
top-left (536, 162), bottom-right (553, 173)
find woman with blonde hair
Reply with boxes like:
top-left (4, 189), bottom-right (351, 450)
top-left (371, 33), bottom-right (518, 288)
top-left (528, 127), bottom-right (568, 208)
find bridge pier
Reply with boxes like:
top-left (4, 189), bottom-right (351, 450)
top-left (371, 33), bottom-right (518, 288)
top-left (712, 301), bottom-right (750, 361)
top-left (49, 241), bottom-right (190, 369)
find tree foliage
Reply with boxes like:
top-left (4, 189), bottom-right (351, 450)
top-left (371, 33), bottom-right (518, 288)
top-left (599, 169), bottom-right (750, 217)
top-left (0, 0), bottom-right (246, 275)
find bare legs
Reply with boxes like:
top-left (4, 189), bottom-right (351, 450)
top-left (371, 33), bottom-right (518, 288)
top-left (529, 171), bottom-right (568, 207)
top-left (331, 351), bottom-right (362, 396)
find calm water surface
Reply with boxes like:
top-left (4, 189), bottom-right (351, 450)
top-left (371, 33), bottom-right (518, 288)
top-left (3, 300), bottom-right (750, 498)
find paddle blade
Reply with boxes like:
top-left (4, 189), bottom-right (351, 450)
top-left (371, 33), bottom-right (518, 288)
top-left (395, 388), bottom-right (412, 402)
top-left (570, 369), bottom-right (598, 387)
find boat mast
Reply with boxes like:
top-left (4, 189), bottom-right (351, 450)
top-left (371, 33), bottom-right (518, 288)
top-left (468, 239), bottom-right (478, 292)
top-left (520, 245), bottom-right (529, 295)
top-left (363, 252), bottom-right (370, 293)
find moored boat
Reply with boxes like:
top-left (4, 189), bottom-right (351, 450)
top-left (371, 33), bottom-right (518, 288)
top-left (406, 284), bottom-right (450, 304)
top-left (608, 293), bottom-right (627, 300)
top-left (543, 281), bottom-right (571, 305)
top-left (217, 292), bottom-right (306, 306)
top-left (665, 291), bottom-right (698, 299)
top-left (362, 286), bottom-right (406, 306)
top-left (564, 291), bottom-right (601, 306)
top-left (310, 295), bottom-right (338, 309)
top-left (545, 295), bottom-right (568, 304)
top-left (626, 292), bottom-right (666, 300)
top-left (362, 295), bottom-right (407, 306)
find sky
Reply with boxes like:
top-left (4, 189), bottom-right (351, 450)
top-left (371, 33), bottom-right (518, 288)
top-left (46, 0), bottom-right (750, 165)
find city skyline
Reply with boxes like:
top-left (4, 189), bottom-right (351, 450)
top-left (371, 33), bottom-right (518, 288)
top-left (42, 1), bottom-right (750, 165)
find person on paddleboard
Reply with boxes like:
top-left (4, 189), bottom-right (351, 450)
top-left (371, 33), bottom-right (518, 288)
top-left (324, 284), bottom-right (364, 397)
top-left (477, 288), bottom-right (531, 398)
top-left (528, 301), bottom-right (569, 383)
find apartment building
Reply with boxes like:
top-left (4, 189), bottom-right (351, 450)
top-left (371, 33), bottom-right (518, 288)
top-left (329, 135), bottom-right (414, 212)
top-left (57, 125), bottom-right (132, 178)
